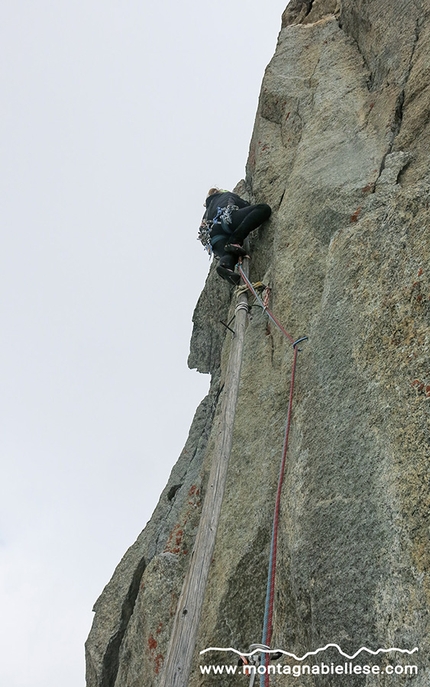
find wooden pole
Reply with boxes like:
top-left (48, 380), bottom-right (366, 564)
top-left (159, 264), bottom-right (249, 687)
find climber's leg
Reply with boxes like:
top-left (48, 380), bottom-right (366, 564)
top-left (229, 204), bottom-right (272, 243)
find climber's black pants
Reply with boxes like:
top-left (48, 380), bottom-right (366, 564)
top-left (211, 203), bottom-right (271, 270)
top-left (229, 203), bottom-right (271, 243)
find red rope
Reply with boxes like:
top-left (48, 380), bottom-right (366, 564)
top-left (263, 344), bottom-right (298, 686)
top-left (238, 264), bottom-right (307, 687)
top-left (236, 265), bottom-right (304, 686)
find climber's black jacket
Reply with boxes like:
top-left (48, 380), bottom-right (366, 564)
top-left (202, 191), bottom-right (250, 223)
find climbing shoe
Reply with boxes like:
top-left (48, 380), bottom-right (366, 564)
top-left (224, 243), bottom-right (249, 258)
top-left (217, 265), bottom-right (241, 285)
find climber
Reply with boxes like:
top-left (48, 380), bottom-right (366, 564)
top-left (198, 187), bottom-right (271, 285)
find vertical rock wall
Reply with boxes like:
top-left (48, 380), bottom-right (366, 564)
top-left (86, 1), bottom-right (430, 685)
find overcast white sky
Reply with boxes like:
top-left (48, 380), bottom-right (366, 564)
top-left (0, 2), bottom-right (288, 685)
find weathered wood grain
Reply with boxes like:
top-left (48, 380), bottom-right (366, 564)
top-left (159, 266), bottom-right (249, 687)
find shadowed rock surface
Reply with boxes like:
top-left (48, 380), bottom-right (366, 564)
top-left (86, 1), bottom-right (430, 684)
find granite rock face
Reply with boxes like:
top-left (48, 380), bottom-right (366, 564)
top-left (86, 1), bottom-right (430, 684)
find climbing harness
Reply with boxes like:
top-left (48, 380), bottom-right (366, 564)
top-left (236, 264), bottom-right (308, 687)
top-left (197, 204), bottom-right (240, 256)
top-left (209, 205), bottom-right (238, 248)
top-left (214, 204), bottom-right (240, 229)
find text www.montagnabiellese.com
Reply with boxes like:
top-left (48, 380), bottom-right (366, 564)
top-left (200, 662), bottom-right (418, 677)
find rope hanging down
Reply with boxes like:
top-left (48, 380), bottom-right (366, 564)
top-left (260, 344), bottom-right (299, 687)
top-left (237, 264), bottom-right (307, 687)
